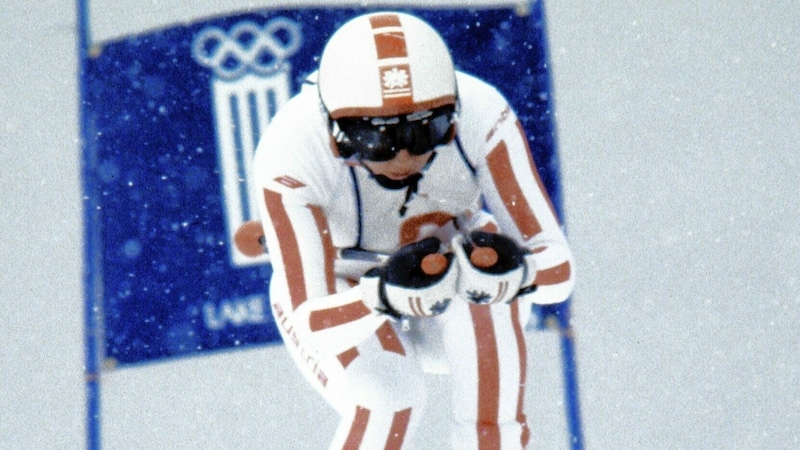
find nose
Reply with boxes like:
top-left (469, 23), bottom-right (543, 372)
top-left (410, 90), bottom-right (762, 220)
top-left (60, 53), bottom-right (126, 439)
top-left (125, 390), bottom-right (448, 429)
top-left (394, 149), bottom-right (430, 171)
top-left (393, 149), bottom-right (416, 164)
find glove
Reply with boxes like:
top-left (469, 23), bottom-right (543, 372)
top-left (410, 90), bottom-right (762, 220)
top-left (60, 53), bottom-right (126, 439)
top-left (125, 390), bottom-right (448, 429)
top-left (360, 237), bottom-right (458, 318)
top-left (451, 231), bottom-right (536, 305)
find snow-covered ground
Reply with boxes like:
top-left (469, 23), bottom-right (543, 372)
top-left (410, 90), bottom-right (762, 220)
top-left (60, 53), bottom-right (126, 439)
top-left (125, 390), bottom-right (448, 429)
top-left (2, 1), bottom-right (798, 448)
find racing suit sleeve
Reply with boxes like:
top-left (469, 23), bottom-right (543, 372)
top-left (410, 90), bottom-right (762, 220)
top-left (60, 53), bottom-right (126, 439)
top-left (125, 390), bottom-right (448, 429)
top-left (251, 85), bottom-right (389, 355)
top-left (461, 77), bottom-right (575, 305)
top-left (258, 180), bottom-right (388, 355)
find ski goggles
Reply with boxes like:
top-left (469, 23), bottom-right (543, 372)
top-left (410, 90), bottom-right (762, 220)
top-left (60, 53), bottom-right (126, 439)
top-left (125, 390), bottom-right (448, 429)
top-left (331, 104), bottom-right (457, 162)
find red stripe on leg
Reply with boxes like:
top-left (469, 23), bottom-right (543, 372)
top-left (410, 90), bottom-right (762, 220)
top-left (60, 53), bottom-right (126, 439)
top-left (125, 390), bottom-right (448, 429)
top-left (343, 406), bottom-right (370, 450)
top-left (385, 407), bottom-right (412, 450)
top-left (375, 321), bottom-right (406, 356)
top-left (337, 347), bottom-right (360, 369)
top-left (511, 301), bottom-right (531, 447)
top-left (469, 304), bottom-right (501, 448)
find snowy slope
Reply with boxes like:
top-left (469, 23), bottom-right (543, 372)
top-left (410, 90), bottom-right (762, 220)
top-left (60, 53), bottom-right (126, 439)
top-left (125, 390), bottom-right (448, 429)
top-left (2, 1), bottom-right (798, 448)
top-left (547, 3), bottom-right (800, 447)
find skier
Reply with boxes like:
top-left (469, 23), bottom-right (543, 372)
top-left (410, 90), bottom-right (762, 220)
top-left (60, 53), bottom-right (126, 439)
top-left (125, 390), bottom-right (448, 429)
top-left (252, 11), bottom-right (574, 449)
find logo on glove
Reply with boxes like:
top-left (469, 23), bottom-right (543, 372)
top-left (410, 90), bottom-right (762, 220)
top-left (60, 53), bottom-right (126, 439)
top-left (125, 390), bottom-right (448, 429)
top-left (465, 290), bottom-right (492, 305)
top-left (464, 280), bottom-right (513, 305)
top-left (427, 298), bottom-right (451, 315)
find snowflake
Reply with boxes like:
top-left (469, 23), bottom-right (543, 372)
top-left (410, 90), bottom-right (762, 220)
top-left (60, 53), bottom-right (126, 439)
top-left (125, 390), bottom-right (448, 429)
top-left (382, 67), bottom-right (409, 89)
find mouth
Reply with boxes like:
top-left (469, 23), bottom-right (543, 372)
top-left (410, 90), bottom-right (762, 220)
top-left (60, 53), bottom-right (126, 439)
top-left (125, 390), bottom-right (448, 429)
top-left (386, 171), bottom-right (415, 180)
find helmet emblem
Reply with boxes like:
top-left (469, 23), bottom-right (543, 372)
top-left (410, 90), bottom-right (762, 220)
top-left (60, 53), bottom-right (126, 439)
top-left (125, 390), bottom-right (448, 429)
top-left (379, 63), bottom-right (413, 101)
top-left (382, 66), bottom-right (410, 90)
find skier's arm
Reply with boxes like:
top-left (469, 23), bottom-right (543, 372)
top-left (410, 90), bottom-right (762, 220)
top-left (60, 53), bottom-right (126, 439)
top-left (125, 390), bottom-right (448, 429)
top-left (259, 185), bottom-right (388, 354)
top-left (469, 88), bottom-right (575, 305)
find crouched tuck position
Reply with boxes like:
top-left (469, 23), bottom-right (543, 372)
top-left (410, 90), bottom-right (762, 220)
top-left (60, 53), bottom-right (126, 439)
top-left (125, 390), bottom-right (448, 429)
top-left (252, 11), bottom-right (574, 449)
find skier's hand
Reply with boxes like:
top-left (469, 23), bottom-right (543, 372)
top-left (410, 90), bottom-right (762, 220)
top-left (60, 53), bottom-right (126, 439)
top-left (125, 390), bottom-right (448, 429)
top-left (451, 231), bottom-right (536, 305)
top-left (360, 237), bottom-right (458, 318)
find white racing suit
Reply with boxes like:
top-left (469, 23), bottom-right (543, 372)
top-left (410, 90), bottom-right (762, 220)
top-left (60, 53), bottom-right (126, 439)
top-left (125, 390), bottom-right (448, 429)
top-left (253, 71), bottom-right (574, 449)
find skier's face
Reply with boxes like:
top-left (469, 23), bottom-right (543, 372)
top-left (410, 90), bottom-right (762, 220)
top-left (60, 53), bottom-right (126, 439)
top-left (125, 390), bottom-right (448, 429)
top-left (360, 149), bottom-right (434, 181)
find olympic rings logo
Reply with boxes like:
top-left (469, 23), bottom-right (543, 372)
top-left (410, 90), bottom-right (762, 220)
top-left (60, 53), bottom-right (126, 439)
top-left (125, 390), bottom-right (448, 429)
top-left (192, 18), bottom-right (302, 80)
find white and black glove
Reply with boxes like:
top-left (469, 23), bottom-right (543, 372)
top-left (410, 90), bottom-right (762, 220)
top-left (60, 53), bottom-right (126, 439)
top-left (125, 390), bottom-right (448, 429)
top-left (360, 237), bottom-right (458, 318)
top-left (451, 231), bottom-right (537, 305)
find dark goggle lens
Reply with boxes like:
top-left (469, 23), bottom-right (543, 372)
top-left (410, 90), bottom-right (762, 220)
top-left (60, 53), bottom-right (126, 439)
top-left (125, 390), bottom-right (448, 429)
top-left (333, 105), bottom-right (456, 162)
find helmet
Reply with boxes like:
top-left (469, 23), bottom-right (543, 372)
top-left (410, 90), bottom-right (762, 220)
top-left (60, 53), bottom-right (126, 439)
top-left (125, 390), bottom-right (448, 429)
top-left (318, 12), bottom-right (457, 120)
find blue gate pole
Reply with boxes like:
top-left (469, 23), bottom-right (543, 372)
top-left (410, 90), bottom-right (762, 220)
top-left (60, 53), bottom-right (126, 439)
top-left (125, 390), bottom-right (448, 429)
top-left (76, 0), bottom-right (102, 448)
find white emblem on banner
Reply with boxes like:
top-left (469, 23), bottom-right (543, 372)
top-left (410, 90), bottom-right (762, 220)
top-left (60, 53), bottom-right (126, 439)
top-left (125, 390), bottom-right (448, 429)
top-left (192, 18), bottom-right (301, 267)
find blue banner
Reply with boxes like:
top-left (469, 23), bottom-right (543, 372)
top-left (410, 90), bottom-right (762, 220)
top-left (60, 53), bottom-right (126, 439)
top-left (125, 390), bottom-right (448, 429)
top-left (82, 4), bottom-right (562, 367)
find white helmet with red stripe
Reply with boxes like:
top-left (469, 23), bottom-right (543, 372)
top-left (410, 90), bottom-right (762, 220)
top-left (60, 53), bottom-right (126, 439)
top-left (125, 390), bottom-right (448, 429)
top-left (318, 12), bottom-right (457, 120)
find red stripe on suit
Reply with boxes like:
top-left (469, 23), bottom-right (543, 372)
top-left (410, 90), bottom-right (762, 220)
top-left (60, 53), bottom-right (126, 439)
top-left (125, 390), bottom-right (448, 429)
top-left (469, 304), bottom-right (502, 448)
top-left (309, 302), bottom-right (372, 332)
top-left (486, 141), bottom-right (543, 240)
top-left (263, 189), bottom-right (306, 310)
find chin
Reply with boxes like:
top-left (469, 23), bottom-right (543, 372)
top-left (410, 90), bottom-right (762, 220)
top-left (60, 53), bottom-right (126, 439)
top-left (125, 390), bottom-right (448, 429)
top-left (387, 173), bottom-right (414, 180)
